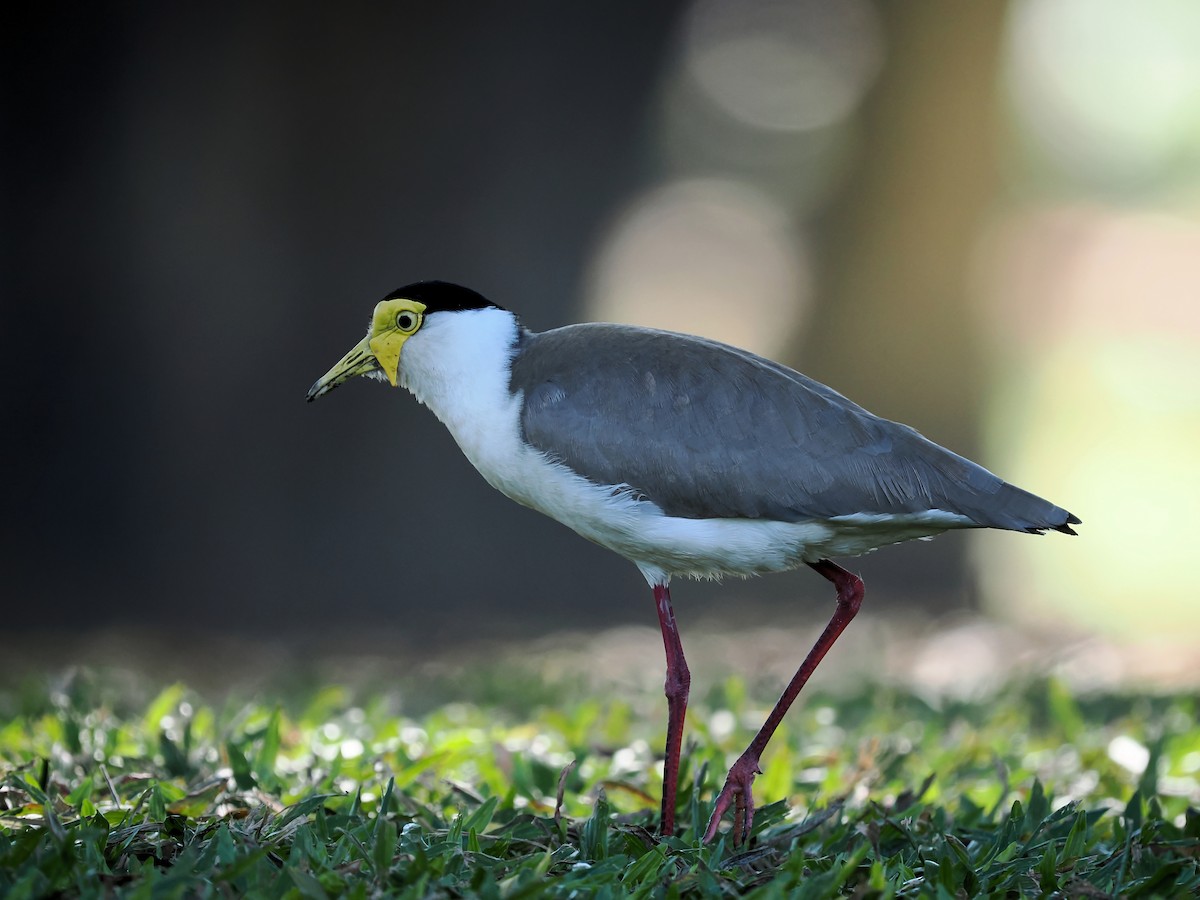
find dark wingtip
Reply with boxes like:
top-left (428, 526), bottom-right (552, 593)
top-left (1024, 511), bottom-right (1080, 536)
top-left (1054, 512), bottom-right (1081, 536)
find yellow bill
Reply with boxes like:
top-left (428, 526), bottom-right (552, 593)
top-left (306, 298), bottom-right (427, 401)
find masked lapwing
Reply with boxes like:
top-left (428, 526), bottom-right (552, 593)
top-left (307, 280), bottom-right (1079, 844)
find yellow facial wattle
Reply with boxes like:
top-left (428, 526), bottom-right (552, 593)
top-left (306, 298), bottom-right (426, 400)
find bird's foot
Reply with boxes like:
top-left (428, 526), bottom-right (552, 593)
top-left (702, 752), bottom-right (762, 845)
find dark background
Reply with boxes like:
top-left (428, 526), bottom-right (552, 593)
top-left (6, 2), bottom-right (1133, 655)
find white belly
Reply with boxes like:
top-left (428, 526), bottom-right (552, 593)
top-left (396, 311), bottom-right (970, 588)
top-left (471, 425), bottom-right (966, 586)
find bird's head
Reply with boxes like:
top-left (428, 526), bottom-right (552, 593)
top-left (306, 281), bottom-right (497, 401)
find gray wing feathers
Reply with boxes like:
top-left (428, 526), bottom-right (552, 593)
top-left (511, 325), bottom-right (1077, 533)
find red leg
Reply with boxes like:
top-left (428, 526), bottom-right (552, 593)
top-left (653, 583), bottom-right (691, 836)
top-left (702, 560), bottom-right (864, 844)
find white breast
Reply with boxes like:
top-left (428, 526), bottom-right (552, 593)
top-left (395, 309), bottom-right (962, 587)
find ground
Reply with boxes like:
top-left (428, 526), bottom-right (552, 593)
top-left (2, 616), bottom-right (1198, 897)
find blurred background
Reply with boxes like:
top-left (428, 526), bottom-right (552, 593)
top-left (4, 0), bottom-right (1199, 686)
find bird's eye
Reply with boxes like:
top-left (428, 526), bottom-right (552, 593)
top-left (396, 311), bottom-right (420, 333)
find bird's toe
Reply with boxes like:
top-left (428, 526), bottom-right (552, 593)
top-left (702, 753), bottom-right (763, 845)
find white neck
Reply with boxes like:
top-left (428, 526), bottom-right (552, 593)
top-left (397, 307), bottom-right (523, 468)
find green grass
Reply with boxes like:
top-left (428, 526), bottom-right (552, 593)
top-left (1, 662), bottom-right (1198, 897)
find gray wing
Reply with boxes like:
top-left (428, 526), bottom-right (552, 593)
top-left (510, 324), bottom-right (1079, 534)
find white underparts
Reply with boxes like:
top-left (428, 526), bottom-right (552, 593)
top-left (396, 309), bottom-right (975, 588)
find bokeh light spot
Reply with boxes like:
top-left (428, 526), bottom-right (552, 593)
top-left (584, 178), bottom-right (808, 358)
top-left (684, 0), bottom-right (882, 133)
top-left (1005, 0), bottom-right (1200, 184)
top-left (973, 209), bottom-right (1200, 639)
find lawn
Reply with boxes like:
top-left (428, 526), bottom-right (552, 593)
top-left (1, 635), bottom-right (1198, 897)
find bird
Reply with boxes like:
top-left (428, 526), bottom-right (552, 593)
top-left (307, 280), bottom-right (1079, 845)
